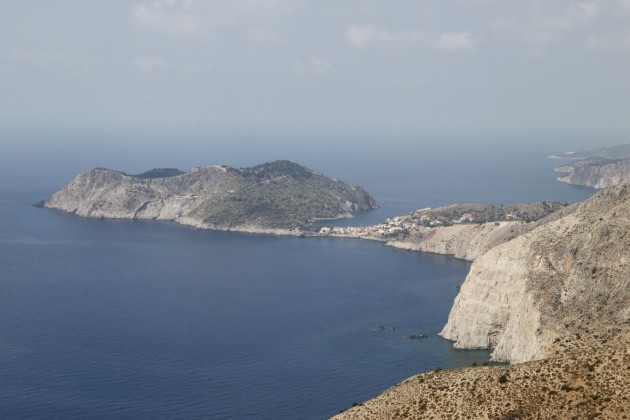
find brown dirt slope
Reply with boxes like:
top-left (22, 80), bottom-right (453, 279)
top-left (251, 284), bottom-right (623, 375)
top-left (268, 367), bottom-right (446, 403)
top-left (334, 337), bottom-right (629, 419)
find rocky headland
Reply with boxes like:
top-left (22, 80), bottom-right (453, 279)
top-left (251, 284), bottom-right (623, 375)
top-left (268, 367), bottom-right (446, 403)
top-left (555, 157), bottom-right (630, 189)
top-left (319, 202), bottom-right (568, 261)
top-left (552, 143), bottom-right (630, 188)
top-left (43, 160), bottom-right (377, 234)
top-left (334, 182), bottom-right (630, 419)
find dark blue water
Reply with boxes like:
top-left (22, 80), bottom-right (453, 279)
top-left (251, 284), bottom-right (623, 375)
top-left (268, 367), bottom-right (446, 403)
top-left (0, 130), bottom-right (597, 419)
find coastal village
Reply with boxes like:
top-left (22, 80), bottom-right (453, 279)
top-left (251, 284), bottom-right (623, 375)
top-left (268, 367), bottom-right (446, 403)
top-left (317, 202), bottom-right (566, 240)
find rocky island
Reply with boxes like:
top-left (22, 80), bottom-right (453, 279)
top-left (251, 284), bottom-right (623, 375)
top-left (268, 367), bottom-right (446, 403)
top-left (552, 143), bottom-right (630, 189)
top-left (43, 160), bottom-right (377, 235)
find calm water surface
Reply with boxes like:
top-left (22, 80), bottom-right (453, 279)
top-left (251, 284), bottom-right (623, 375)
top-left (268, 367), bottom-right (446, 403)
top-left (0, 135), bottom-right (595, 419)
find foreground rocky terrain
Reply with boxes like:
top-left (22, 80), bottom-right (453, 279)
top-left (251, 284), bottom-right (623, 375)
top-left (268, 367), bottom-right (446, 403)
top-left (335, 182), bottom-right (630, 419)
top-left (335, 338), bottom-right (629, 419)
top-left (43, 160), bottom-right (377, 233)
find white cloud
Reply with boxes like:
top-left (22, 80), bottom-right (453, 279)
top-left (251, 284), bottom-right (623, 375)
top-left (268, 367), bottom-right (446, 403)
top-left (230, 0), bottom-right (288, 12)
top-left (292, 58), bottom-right (332, 79)
top-left (10, 46), bottom-right (50, 62)
top-left (133, 0), bottom-right (290, 38)
top-left (585, 34), bottom-right (610, 49)
top-left (133, 56), bottom-right (171, 70)
top-left (346, 25), bottom-right (407, 49)
top-left (10, 46), bottom-right (70, 64)
top-left (8, 46), bottom-right (94, 68)
top-left (567, 2), bottom-right (600, 23)
top-left (247, 26), bottom-right (277, 45)
top-left (585, 32), bottom-right (630, 50)
top-left (346, 25), bottom-right (476, 52)
top-left (133, 0), bottom-right (203, 35)
top-left (493, 1), bottom-right (602, 48)
top-left (435, 32), bottom-right (476, 51)
top-left (616, 0), bottom-right (630, 14)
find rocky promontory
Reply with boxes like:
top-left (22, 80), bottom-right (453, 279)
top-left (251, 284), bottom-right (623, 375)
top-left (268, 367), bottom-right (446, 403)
top-left (43, 160), bottom-right (377, 234)
top-left (552, 143), bottom-right (630, 188)
top-left (319, 202), bottom-right (569, 261)
top-left (555, 157), bottom-right (630, 189)
top-left (335, 182), bottom-right (630, 419)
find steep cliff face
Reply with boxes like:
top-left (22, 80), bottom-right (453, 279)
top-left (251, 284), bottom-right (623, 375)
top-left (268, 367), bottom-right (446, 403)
top-left (440, 183), bottom-right (630, 363)
top-left (551, 143), bottom-right (630, 188)
top-left (556, 157), bottom-right (630, 188)
top-left (44, 161), bottom-right (377, 232)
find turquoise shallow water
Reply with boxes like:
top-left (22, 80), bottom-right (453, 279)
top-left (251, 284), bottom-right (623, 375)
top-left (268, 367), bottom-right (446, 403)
top-left (0, 134), bottom-right (595, 419)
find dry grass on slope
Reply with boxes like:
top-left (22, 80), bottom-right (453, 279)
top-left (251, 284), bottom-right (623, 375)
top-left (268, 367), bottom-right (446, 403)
top-left (333, 341), bottom-right (629, 419)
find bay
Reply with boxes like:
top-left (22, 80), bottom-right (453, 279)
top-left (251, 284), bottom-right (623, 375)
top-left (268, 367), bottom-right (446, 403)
top-left (0, 131), bottom-right (596, 419)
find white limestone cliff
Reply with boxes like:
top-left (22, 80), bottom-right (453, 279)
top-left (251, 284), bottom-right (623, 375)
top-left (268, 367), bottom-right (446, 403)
top-left (440, 184), bottom-right (630, 363)
top-left (556, 157), bottom-right (630, 189)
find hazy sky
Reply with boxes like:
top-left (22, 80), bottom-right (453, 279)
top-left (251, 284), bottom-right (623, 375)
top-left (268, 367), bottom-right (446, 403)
top-left (1, 0), bottom-right (629, 136)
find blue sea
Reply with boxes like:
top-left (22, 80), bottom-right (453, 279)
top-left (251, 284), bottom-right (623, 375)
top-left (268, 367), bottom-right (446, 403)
top-left (0, 128), bottom-right (597, 419)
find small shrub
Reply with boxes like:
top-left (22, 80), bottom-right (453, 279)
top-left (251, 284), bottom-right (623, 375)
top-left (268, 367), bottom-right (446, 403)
top-left (499, 374), bottom-right (508, 384)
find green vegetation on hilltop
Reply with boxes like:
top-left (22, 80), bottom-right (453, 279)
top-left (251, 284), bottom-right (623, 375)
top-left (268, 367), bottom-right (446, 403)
top-left (410, 202), bottom-right (567, 226)
top-left (241, 160), bottom-right (316, 181)
top-left (133, 168), bottom-right (185, 179)
top-left (44, 160), bottom-right (377, 232)
top-left (193, 163), bottom-right (377, 229)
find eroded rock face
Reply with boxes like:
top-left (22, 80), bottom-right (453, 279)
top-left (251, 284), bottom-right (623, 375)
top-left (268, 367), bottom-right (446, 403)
top-left (44, 161), bottom-right (378, 232)
top-left (440, 183), bottom-right (630, 363)
top-left (556, 157), bottom-right (630, 188)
